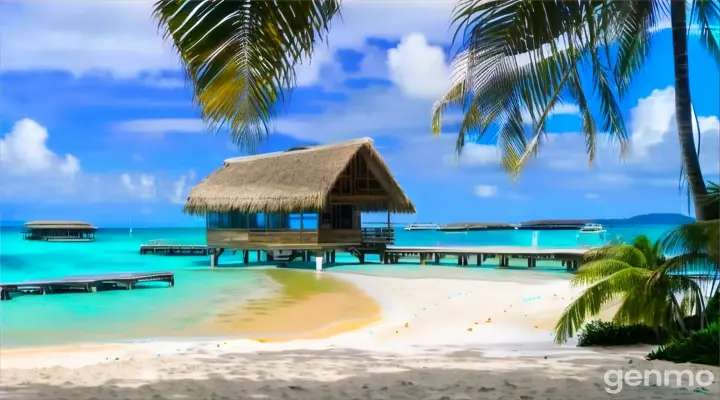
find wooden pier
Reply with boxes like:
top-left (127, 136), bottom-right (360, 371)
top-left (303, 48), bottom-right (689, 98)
top-left (382, 245), bottom-right (588, 270)
top-left (0, 272), bottom-right (174, 300)
top-left (139, 244), bottom-right (215, 256)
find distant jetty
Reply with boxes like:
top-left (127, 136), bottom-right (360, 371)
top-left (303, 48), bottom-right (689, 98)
top-left (517, 219), bottom-right (590, 230)
top-left (437, 222), bottom-right (516, 232)
top-left (22, 221), bottom-right (97, 242)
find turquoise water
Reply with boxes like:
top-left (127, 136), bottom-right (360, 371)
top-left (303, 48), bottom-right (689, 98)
top-left (0, 224), bottom-right (676, 348)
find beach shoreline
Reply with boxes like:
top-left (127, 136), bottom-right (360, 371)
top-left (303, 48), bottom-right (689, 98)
top-left (2, 268), bottom-right (717, 399)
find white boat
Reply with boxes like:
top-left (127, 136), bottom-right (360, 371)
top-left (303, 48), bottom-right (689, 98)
top-left (404, 223), bottom-right (439, 231)
top-left (578, 223), bottom-right (605, 233)
top-left (577, 223), bottom-right (608, 246)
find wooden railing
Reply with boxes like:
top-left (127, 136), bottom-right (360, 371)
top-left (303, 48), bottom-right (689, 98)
top-left (361, 227), bottom-right (395, 244)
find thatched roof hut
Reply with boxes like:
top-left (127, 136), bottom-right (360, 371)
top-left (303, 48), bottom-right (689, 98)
top-left (184, 137), bottom-right (416, 215)
top-left (24, 221), bottom-right (97, 230)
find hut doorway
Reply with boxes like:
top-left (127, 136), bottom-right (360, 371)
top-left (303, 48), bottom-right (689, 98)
top-left (331, 204), bottom-right (355, 229)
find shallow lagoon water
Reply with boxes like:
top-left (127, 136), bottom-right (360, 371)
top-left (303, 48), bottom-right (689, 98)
top-left (0, 224), bottom-right (675, 347)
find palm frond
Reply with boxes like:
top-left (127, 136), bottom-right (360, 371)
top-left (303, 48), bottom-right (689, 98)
top-left (445, 0), bottom-right (635, 176)
top-left (571, 259), bottom-right (635, 287)
top-left (153, 0), bottom-right (340, 151)
top-left (690, 0), bottom-right (720, 64)
top-left (584, 243), bottom-right (649, 268)
top-left (554, 267), bottom-right (653, 343)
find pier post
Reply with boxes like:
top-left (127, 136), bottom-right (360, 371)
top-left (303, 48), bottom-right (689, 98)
top-left (315, 250), bottom-right (324, 271)
top-left (476, 254), bottom-right (482, 266)
top-left (0, 288), bottom-right (11, 301)
top-left (243, 250), bottom-right (249, 264)
top-left (331, 250), bottom-right (336, 264)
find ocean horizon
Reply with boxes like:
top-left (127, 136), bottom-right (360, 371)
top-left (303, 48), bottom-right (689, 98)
top-left (0, 223), bottom-right (678, 348)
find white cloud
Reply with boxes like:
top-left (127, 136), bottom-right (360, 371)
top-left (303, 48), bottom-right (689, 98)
top-left (113, 118), bottom-right (206, 136)
top-left (169, 170), bottom-right (197, 204)
top-left (457, 143), bottom-right (500, 166)
top-left (388, 33), bottom-right (450, 99)
top-left (585, 193), bottom-right (600, 199)
top-left (0, 118), bottom-right (195, 203)
top-left (521, 103), bottom-right (580, 123)
top-left (531, 87), bottom-right (720, 191)
top-left (0, 1), bottom-right (179, 78)
top-left (120, 173), bottom-right (156, 199)
top-left (474, 185), bottom-right (498, 198)
top-left (0, 119), bottom-right (80, 177)
top-left (1, 0), bottom-right (455, 87)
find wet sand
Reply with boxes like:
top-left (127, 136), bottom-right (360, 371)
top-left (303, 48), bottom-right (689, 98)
top-left (207, 269), bottom-right (382, 341)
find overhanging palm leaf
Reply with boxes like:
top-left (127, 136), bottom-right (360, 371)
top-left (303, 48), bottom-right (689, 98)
top-left (436, 0), bottom-right (719, 187)
top-left (153, 0), bottom-right (339, 151)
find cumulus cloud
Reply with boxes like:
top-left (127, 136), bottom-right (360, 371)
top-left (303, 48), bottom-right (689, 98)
top-left (0, 119), bottom-right (80, 177)
top-left (0, 118), bottom-right (196, 203)
top-left (474, 185), bottom-right (498, 198)
top-left (120, 173), bottom-right (156, 199)
top-left (1, 1), bottom-right (179, 78)
top-left (1, 0), bottom-right (455, 87)
top-left (388, 33), bottom-right (450, 99)
top-left (113, 118), bottom-right (206, 137)
top-left (169, 170), bottom-right (197, 204)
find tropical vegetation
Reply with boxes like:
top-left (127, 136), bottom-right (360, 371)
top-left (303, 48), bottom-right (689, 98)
top-left (577, 320), bottom-right (666, 346)
top-left (553, 234), bottom-right (711, 344)
top-left (647, 323), bottom-right (719, 366)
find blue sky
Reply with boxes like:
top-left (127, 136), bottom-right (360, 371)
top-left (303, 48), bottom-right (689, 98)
top-left (0, 2), bottom-right (718, 227)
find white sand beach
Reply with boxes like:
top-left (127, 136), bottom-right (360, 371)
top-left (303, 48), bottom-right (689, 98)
top-left (2, 270), bottom-right (718, 399)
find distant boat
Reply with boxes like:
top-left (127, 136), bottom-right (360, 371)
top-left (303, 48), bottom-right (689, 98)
top-left (578, 223), bottom-right (605, 233)
top-left (404, 223), bottom-right (439, 231)
top-left (577, 223), bottom-right (608, 246)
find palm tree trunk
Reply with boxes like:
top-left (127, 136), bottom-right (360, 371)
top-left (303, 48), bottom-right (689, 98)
top-left (670, 1), bottom-right (716, 221)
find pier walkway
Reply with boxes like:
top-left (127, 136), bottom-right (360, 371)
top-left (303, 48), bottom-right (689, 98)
top-left (0, 272), bottom-right (174, 300)
top-left (139, 244), bottom-right (215, 256)
top-left (383, 245), bottom-right (589, 269)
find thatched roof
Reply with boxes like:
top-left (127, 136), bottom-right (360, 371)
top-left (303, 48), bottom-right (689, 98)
top-left (185, 138), bottom-right (416, 215)
top-left (25, 221), bottom-right (97, 230)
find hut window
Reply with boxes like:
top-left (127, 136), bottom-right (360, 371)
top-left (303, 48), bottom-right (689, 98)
top-left (251, 213), bottom-right (266, 229)
top-left (299, 213), bottom-right (318, 229)
top-left (267, 214), bottom-right (290, 229)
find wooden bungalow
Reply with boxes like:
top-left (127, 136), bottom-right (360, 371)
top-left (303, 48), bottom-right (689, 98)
top-left (184, 137), bottom-right (416, 269)
top-left (23, 221), bottom-right (97, 242)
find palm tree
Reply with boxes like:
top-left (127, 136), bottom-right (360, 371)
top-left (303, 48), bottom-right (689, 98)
top-left (432, 0), bottom-right (719, 221)
top-left (152, 0), bottom-right (340, 151)
top-left (554, 235), bottom-right (707, 343)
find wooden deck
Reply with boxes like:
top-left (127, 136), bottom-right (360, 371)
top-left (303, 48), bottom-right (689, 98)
top-left (139, 244), bottom-right (215, 256)
top-left (382, 245), bottom-right (589, 269)
top-left (0, 272), bottom-right (174, 300)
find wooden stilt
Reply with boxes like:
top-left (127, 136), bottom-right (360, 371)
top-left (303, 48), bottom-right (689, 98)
top-left (476, 254), bottom-right (482, 266)
top-left (243, 250), bottom-right (249, 264)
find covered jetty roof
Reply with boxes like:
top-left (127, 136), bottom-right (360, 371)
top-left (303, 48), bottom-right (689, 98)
top-left (184, 137), bottom-right (416, 215)
top-left (24, 221), bottom-right (98, 230)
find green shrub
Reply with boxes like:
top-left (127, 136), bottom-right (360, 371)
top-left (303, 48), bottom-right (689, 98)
top-left (578, 320), bottom-right (666, 346)
top-left (647, 323), bottom-right (719, 366)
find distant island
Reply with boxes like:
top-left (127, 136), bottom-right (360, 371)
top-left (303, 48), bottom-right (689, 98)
top-left (415, 213), bottom-right (695, 232)
top-left (593, 213), bottom-right (695, 226)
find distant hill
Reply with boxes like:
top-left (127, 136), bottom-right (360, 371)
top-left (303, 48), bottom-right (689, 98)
top-left (595, 213), bottom-right (694, 226)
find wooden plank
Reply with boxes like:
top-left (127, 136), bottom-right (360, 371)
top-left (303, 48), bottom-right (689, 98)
top-left (318, 229), bottom-right (362, 244)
